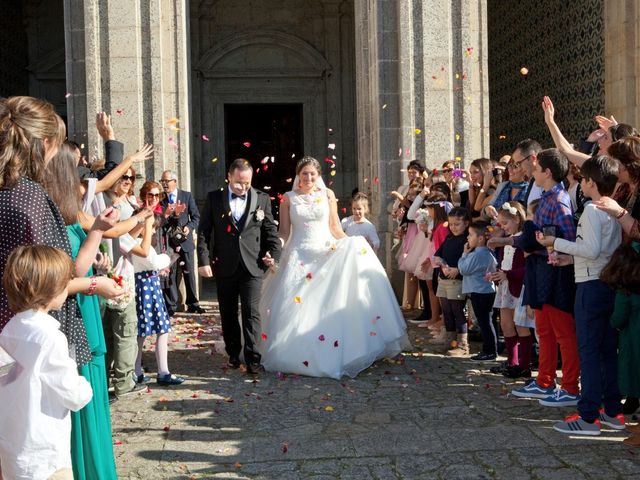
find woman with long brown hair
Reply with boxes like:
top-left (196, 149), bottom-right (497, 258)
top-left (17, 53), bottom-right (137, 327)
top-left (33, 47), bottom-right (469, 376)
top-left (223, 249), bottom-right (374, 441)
top-left (0, 97), bottom-right (124, 478)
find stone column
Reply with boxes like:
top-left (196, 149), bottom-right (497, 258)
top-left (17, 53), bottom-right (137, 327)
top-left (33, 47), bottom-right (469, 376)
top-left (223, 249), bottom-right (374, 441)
top-left (354, 0), bottom-right (489, 272)
top-left (64, 0), bottom-right (192, 188)
top-left (604, 0), bottom-right (640, 126)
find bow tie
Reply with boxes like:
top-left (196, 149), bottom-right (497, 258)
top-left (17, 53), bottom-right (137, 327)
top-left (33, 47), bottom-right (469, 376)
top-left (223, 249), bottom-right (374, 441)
top-left (231, 193), bottom-right (246, 200)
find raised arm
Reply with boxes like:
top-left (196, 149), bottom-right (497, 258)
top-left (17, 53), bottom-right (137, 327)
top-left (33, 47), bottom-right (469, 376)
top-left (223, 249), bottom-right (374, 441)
top-left (94, 144), bottom-right (153, 194)
top-left (542, 96), bottom-right (590, 167)
top-left (73, 207), bottom-right (119, 277)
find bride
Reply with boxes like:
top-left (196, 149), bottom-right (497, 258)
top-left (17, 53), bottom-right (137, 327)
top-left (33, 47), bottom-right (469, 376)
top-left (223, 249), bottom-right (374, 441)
top-left (259, 156), bottom-right (409, 379)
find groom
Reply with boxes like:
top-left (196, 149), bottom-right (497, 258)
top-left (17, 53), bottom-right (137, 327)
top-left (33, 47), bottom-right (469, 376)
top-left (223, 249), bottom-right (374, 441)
top-left (197, 158), bottom-right (281, 374)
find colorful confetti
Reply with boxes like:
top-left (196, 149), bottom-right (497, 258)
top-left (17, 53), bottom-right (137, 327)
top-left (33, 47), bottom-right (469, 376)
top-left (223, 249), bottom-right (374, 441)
top-left (306, 272), bottom-right (313, 280)
top-left (281, 442), bottom-right (289, 454)
top-left (373, 176), bottom-right (380, 184)
top-left (294, 296), bottom-right (301, 304)
top-left (333, 340), bottom-right (339, 347)
top-left (211, 157), bottom-right (218, 162)
top-left (243, 141), bottom-right (251, 147)
top-left (328, 143), bottom-right (336, 150)
top-left (330, 170), bottom-right (336, 176)
top-left (318, 334), bottom-right (325, 341)
top-left (414, 128), bottom-right (422, 135)
top-left (324, 406), bottom-right (334, 412)
top-left (201, 134), bottom-right (210, 141)
top-left (465, 47), bottom-right (473, 57)
top-left (382, 104), bottom-right (387, 109)
top-left (520, 67), bottom-right (529, 76)
top-left (65, 92), bottom-right (71, 98)
top-left (303, 361), bottom-right (309, 367)
top-left (167, 117), bottom-right (179, 126)
top-left (116, 108), bottom-right (125, 115)
top-left (261, 333), bottom-right (268, 341)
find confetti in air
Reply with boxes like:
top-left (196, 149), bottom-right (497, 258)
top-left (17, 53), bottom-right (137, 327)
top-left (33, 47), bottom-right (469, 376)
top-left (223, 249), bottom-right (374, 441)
top-left (65, 92), bottom-right (71, 98)
top-left (243, 141), bottom-right (251, 147)
top-left (201, 134), bottom-right (210, 141)
top-left (520, 67), bottom-right (529, 76)
top-left (116, 108), bottom-right (125, 116)
top-left (328, 143), bottom-right (336, 150)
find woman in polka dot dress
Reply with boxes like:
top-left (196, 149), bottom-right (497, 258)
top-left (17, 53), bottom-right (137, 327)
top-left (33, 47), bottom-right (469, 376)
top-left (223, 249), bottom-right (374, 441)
top-left (132, 181), bottom-right (185, 386)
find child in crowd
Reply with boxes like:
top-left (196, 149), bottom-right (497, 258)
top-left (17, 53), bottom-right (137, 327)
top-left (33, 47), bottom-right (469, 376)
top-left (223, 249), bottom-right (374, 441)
top-left (418, 193), bottom-right (450, 338)
top-left (507, 149), bottom-right (579, 406)
top-left (601, 242), bottom-right (640, 447)
top-left (433, 207), bottom-right (471, 355)
top-left (0, 246), bottom-right (93, 480)
top-left (392, 178), bottom-right (424, 310)
top-left (133, 182), bottom-right (185, 386)
top-left (490, 201), bottom-right (531, 378)
top-left (458, 220), bottom-right (498, 361)
top-left (342, 192), bottom-right (380, 251)
top-left (537, 156), bottom-right (624, 435)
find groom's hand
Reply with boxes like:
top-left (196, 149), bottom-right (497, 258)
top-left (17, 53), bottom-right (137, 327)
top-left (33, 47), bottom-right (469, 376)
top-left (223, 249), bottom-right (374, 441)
top-left (199, 265), bottom-right (213, 277)
top-left (262, 251), bottom-right (276, 271)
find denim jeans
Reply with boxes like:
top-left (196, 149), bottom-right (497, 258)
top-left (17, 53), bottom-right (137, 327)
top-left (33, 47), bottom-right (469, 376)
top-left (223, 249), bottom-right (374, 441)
top-left (470, 292), bottom-right (497, 355)
top-left (574, 279), bottom-right (621, 422)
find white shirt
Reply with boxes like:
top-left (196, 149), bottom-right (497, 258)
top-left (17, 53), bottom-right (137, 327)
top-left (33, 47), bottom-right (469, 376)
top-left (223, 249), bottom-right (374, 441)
top-left (554, 202), bottom-right (622, 283)
top-left (167, 189), bottom-right (178, 204)
top-left (341, 216), bottom-right (380, 249)
top-left (526, 182), bottom-right (544, 206)
top-left (0, 310), bottom-right (93, 480)
top-left (228, 189), bottom-right (248, 221)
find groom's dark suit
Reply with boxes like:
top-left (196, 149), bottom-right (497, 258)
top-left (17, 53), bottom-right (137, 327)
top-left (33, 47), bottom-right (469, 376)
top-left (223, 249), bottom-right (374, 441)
top-left (197, 186), bottom-right (281, 365)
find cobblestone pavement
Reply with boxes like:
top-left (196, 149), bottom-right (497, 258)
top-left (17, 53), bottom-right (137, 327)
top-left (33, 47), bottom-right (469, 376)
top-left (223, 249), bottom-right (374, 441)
top-left (112, 300), bottom-right (640, 479)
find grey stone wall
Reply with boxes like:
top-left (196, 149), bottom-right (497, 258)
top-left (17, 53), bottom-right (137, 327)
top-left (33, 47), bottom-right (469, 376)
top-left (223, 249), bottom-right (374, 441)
top-left (487, 0), bottom-right (605, 158)
top-left (0, 0), bottom-right (29, 97)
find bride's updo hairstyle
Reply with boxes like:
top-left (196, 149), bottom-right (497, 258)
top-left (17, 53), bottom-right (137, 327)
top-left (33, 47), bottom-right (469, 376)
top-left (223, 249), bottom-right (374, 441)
top-left (0, 96), bottom-right (66, 189)
top-left (295, 156), bottom-right (322, 175)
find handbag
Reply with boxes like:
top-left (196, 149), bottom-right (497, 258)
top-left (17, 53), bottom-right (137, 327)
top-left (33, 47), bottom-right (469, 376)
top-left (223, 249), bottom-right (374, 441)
top-left (168, 225), bottom-right (187, 249)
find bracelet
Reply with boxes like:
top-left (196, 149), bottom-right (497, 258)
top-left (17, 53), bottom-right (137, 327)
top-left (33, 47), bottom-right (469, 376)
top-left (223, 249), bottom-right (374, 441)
top-left (616, 208), bottom-right (628, 219)
top-left (86, 276), bottom-right (98, 296)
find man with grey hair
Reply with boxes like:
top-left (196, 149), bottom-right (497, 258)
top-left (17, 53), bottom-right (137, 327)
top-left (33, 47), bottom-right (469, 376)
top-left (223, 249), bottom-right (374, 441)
top-left (160, 169), bottom-right (204, 315)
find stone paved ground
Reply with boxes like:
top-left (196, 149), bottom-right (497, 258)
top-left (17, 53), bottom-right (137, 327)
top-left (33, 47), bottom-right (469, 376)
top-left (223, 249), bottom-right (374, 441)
top-left (112, 299), bottom-right (640, 479)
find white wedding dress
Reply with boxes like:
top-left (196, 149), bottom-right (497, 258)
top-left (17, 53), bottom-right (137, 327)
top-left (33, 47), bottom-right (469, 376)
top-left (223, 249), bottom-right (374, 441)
top-left (259, 188), bottom-right (409, 379)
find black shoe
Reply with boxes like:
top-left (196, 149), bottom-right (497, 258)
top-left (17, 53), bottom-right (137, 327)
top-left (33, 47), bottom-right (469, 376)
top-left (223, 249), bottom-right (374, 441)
top-left (109, 393), bottom-right (118, 405)
top-left (490, 361), bottom-right (508, 374)
top-left (246, 363), bottom-right (265, 375)
top-left (623, 397), bottom-right (640, 415)
top-left (167, 309), bottom-right (176, 317)
top-left (503, 365), bottom-right (532, 379)
top-left (227, 356), bottom-right (241, 369)
top-left (187, 305), bottom-right (206, 314)
top-left (157, 373), bottom-right (186, 386)
top-left (136, 374), bottom-right (151, 384)
top-left (470, 352), bottom-right (497, 362)
top-left (116, 382), bottom-right (146, 398)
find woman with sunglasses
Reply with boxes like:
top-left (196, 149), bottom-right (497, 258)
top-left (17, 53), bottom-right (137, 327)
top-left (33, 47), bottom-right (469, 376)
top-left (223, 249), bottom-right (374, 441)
top-left (483, 157), bottom-right (530, 220)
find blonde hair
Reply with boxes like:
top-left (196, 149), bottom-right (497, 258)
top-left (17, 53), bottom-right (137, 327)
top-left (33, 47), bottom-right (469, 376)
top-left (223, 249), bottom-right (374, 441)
top-left (497, 200), bottom-right (526, 231)
top-left (3, 245), bottom-right (74, 313)
top-left (351, 192), bottom-right (370, 211)
top-left (0, 96), bottom-right (66, 189)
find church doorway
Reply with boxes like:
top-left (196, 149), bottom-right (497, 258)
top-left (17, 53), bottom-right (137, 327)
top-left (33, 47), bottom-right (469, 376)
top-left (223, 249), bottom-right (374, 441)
top-left (224, 103), bottom-right (304, 218)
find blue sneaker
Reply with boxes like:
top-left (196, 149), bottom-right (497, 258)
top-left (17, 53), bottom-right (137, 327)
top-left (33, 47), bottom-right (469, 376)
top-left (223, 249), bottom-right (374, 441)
top-left (539, 388), bottom-right (580, 407)
top-left (511, 380), bottom-right (556, 399)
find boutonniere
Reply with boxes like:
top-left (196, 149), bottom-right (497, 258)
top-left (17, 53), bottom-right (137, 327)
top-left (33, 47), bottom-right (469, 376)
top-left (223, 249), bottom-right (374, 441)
top-left (254, 208), bottom-right (265, 221)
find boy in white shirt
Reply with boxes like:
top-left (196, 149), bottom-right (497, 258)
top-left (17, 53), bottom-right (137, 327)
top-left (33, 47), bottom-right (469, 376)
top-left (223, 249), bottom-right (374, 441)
top-left (341, 192), bottom-right (380, 251)
top-left (537, 155), bottom-right (624, 435)
top-left (0, 245), bottom-right (93, 480)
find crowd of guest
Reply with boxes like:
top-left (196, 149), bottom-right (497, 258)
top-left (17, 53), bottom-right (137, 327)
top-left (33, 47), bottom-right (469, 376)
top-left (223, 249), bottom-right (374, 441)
top-left (390, 96), bottom-right (640, 445)
top-left (0, 96), bottom-right (203, 479)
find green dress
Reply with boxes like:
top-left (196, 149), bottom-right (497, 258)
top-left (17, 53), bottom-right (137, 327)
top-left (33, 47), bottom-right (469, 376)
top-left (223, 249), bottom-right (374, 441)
top-left (67, 223), bottom-right (118, 479)
top-left (611, 289), bottom-right (640, 397)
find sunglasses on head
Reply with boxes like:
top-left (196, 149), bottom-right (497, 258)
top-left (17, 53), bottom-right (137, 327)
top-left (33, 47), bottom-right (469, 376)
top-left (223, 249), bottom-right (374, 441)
top-left (121, 175), bottom-right (135, 182)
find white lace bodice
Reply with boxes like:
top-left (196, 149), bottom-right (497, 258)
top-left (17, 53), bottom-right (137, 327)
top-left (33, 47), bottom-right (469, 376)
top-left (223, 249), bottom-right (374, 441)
top-left (286, 190), bottom-right (334, 252)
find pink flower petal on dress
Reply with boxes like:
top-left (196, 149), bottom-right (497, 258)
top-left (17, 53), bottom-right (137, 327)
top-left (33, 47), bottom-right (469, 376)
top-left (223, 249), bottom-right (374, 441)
top-left (318, 334), bottom-right (325, 341)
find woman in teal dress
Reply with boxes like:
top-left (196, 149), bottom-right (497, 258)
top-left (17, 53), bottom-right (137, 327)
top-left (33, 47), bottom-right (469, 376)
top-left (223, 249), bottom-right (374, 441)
top-left (67, 222), bottom-right (119, 479)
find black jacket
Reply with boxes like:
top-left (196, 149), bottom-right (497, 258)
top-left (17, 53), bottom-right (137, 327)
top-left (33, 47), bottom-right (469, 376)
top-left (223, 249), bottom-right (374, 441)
top-left (160, 189), bottom-right (200, 252)
top-left (197, 187), bottom-right (281, 278)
